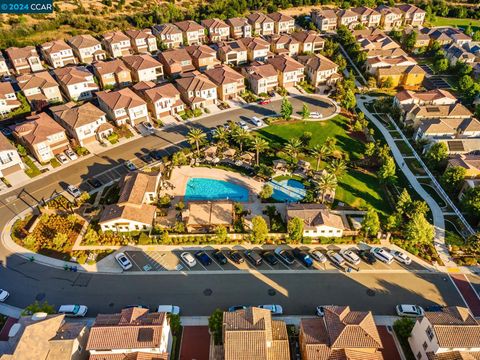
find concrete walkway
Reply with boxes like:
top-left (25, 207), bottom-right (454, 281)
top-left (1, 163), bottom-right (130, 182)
top-left (357, 95), bottom-right (456, 268)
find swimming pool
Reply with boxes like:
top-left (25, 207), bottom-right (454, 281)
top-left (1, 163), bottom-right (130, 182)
top-left (184, 178), bottom-right (249, 202)
top-left (269, 179), bottom-right (306, 202)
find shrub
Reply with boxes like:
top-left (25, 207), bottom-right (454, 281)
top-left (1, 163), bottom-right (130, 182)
top-left (138, 232), bottom-right (151, 245)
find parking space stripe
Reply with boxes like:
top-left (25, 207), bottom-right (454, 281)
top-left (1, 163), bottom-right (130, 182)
top-left (209, 256), bottom-right (225, 271)
top-left (124, 252), bottom-right (143, 272)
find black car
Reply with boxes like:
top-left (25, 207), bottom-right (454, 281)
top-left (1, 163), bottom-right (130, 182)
top-left (425, 305), bottom-right (444, 312)
top-left (275, 248), bottom-right (295, 265)
top-left (358, 250), bottom-right (377, 265)
top-left (229, 251), bottom-right (244, 264)
top-left (194, 251), bottom-right (212, 266)
top-left (150, 150), bottom-right (162, 161)
top-left (87, 178), bottom-right (102, 188)
top-left (262, 251), bottom-right (278, 266)
top-left (213, 250), bottom-right (228, 265)
top-left (292, 248), bottom-right (313, 268)
top-left (244, 250), bottom-right (263, 266)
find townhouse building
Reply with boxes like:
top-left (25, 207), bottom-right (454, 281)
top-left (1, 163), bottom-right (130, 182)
top-left (132, 81), bottom-right (185, 120)
top-left (5, 46), bottom-right (43, 74)
top-left (67, 34), bottom-right (106, 64)
top-left (269, 34), bottom-right (300, 57)
top-left (11, 112), bottom-right (69, 163)
top-left (396, 4), bottom-right (426, 27)
top-left (97, 87), bottom-right (150, 127)
top-left (0, 55), bottom-right (9, 76)
top-left (242, 62), bottom-right (279, 94)
top-left (152, 23), bottom-right (183, 49)
top-left (240, 37), bottom-right (271, 62)
top-left (376, 64), bottom-right (425, 89)
top-left (287, 204), bottom-right (346, 237)
top-left (311, 9), bottom-right (338, 32)
top-left (448, 155), bottom-right (480, 178)
top-left (17, 71), bottom-right (62, 110)
top-left (366, 55), bottom-right (417, 75)
top-left (185, 44), bottom-right (220, 71)
top-left (124, 28), bottom-right (158, 54)
top-left (121, 54), bottom-right (164, 83)
top-left (337, 9), bottom-right (359, 29)
top-left (291, 30), bottom-right (325, 54)
top-left (267, 55), bottom-right (305, 88)
top-left (445, 44), bottom-right (476, 66)
top-left (40, 40), bottom-right (76, 68)
top-left (201, 18), bottom-right (230, 42)
top-left (376, 5), bottom-right (403, 30)
top-left (403, 102), bottom-right (472, 128)
top-left (298, 53), bottom-right (340, 86)
top-left (175, 71), bottom-right (217, 109)
top-left (0, 133), bottom-right (24, 177)
top-left (53, 66), bottom-right (98, 101)
top-left (247, 12), bottom-right (275, 36)
top-left (51, 101), bottom-right (108, 147)
top-left (92, 58), bottom-right (132, 89)
top-left (414, 117), bottom-right (480, 141)
top-left (157, 48), bottom-right (195, 78)
top-left (0, 82), bottom-right (20, 116)
top-left (394, 89), bottom-right (457, 107)
top-left (217, 40), bottom-right (248, 66)
top-left (268, 12), bottom-right (295, 34)
top-left (174, 20), bottom-right (206, 45)
top-left (204, 64), bottom-right (245, 101)
top-left (351, 7), bottom-right (381, 28)
top-left (225, 17), bottom-right (252, 39)
top-left (101, 31), bottom-right (132, 58)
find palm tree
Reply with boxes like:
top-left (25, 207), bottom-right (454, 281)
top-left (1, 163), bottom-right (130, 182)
top-left (284, 138), bottom-right (303, 162)
top-left (214, 127), bottom-right (229, 149)
top-left (324, 136), bottom-right (337, 154)
top-left (187, 128), bottom-right (206, 156)
top-left (326, 158), bottom-right (347, 179)
top-left (251, 136), bottom-right (269, 166)
top-left (310, 144), bottom-right (331, 170)
top-left (315, 173), bottom-right (338, 203)
top-left (234, 128), bottom-right (251, 152)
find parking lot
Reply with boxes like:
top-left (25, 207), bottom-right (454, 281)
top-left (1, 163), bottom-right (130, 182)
top-left (122, 246), bottom-right (427, 273)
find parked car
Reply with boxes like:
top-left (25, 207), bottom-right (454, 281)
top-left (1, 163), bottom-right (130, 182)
top-left (213, 250), bottom-right (228, 265)
top-left (66, 185), bottom-right (82, 198)
top-left (238, 121), bottom-right (249, 130)
top-left (180, 252), bottom-right (197, 267)
top-left (195, 250), bottom-right (212, 266)
top-left (425, 305), bottom-right (444, 312)
top-left (341, 249), bottom-right (361, 266)
top-left (115, 252), bottom-right (132, 270)
top-left (310, 112), bottom-right (322, 119)
top-left (143, 121), bottom-right (154, 133)
top-left (310, 250), bottom-right (327, 263)
top-left (229, 250), bottom-right (244, 264)
top-left (124, 160), bottom-right (137, 171)
top-left (157, 305), bottom-right (180, 315)
top-left (65, 149), bottom-right (78, 160)
top-left (58, 304), bottom-right (88, 317)
top-left (244, 250), bottom-right (263, 266)
top-left (396, 304), bottom-right (425, 317)
top-left (390, 250), bottom-right (412, 265)
top-left (258, 99), bottom-right (271, 105)
top-left (358, 250), bottom-right (377, 265)
top-left (56, 153), bottom-right (69, 164)
top-left (228, 305), bottom-right (247, 312)
top-left (0, 289), bottom-right (9, 302)
top-left (326, 251), bottom-right (345, 266)
top-left (274, 248), bottom-right (295, 265)
top-left (251, 116), bottom-right (264, 127)
top-left (262, 251), bottom-right (278, 266)
top-left (292, 248), bottom-right (313, 267)
top-left (87, 178), bottom-right (102, 189)
top-left (371, 247), bottom-right (394, 264)
top-left (258, 304), bottom-right (283, 315)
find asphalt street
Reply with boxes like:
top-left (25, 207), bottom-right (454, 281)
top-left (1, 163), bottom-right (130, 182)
top-left (0, 94), bottom-right (468, 316)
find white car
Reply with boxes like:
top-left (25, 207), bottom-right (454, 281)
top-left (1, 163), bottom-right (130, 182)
top-left (66, 185), bottom-right (82, 198)
top-left (238, 121), bottom-right (249, 130)
top-left (258, 304), bottom-right (283, 315)
top-left (251, 116), bottom-right (264, 127)
top-left (391, 250), bottom-right (412, 265)
top-left (56, 153), bottom-right (69, 164)
top-left (341, 249), bottom-right (361, 266)
top-left (157, 305), bottom-right (181, 315)
top-left (310, 250), bottom-right (327, 263)
top-left (65, 149), bottom-right (78, 161)
top-left (58, 304), bottom-right (88, 317)
top-left (310, 112), bottom-right (322, 119)
top-left (396, 304), bottom-right (424, 317)
top-left (180, 252), bottom-right (197, 267)
top-left (0, 289), bottom-right (9, 302)
top-left (326, 251), bottom-right (344, 266)
top-left (115, 252), bottom-right (132, 270)
top-left (371, 247), bottom-right (394, 264)
top-left (143, 122), bottom-right (154, 134)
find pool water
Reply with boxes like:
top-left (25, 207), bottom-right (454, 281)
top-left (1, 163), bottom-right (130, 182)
top-left (184, 178), bottom-right (249, 202)
top-left (269, 179), bottom-right (306, 202)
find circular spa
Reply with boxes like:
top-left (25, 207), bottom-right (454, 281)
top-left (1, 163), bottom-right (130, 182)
top-left (184, 178), bottom-right (250, 202)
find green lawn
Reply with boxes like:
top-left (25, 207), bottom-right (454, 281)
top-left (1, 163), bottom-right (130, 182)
top-left (429, 17), bottom-right (480, 31)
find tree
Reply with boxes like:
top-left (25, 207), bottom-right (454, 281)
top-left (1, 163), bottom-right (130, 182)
top-left (168, 313), bottom-right (181, 336)
top-left (403, 30), bottom-right (417, 51)
top-left (367, 76), bottom-right (377, 88)
top-left (364, 142), bottom-right (376, 158)
top-left (409, 200), bottom-right (429, 218)
top-left (459, 75), bottom-right (474, 92)
top-left (172, 151), bottom-right (188, 166)
top-left (22, 301), bottom-right (55, 316)
top-left (327, 158), bottom-right (347, 179)
top-left (280, 97), bottom-right (293, 119)
top-left (287, 217), bottom-right (304, 242)
top-left (462, 187), bottom-right (480, 219)
top-left (285, 138), bottom-right (303, 162)
top-left (259, 183), bottom-right (273, 200)
top-left (377, 156), bottom-right (397, 184)
top-left (52, 232), bottom-right (68, 250)
top-left (434, 58), bottom-right (449, 73)
top-left (310, 144), bottom-right (331, 170)
top-left (251, 215), bottom-right (269, 243)
top-left (441, 166), bottom-right (466, 195)
top-left (208, 308), bottom-right (223, 345)
top-left (213, 126), bottom-right (229, 148)
top-left (215, 225), bottom-right (228, 242)
top-left (251, 136), bottom-right (269, 166)
top-left (315, 173), bottom-right (337, 203)
top-left (362, 206), bottom-right (380, 237)
top-left (233, 128), bottom-right (251, 152)
top-left (393, 318), bottom-right (415, 339)
top-left (473, 30), bottom-right (480, 41)
top-left (341, 89), bottom-right (356, 110)
top-left (425, 142), bottom-right (448, 171)
top-left (381, 76), bottom-right (394, 89)
top-left (464, 24), bottom-right (473, 36)
top-left (404, 213), bottom-right (435, 244)
top-left (301, 103), bottom-right (310, 119)
top-left (186, 128), bottom-right (206, 156)
top-left (300, 131), bottom-right (312, 147)
top-left (16, 144), bottom-right (27, 157)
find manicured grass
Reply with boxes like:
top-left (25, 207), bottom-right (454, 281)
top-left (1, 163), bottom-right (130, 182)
top-left (23, 156), bottom-right (41, 178)
top-left (429, 17), bottom-right (480, 31)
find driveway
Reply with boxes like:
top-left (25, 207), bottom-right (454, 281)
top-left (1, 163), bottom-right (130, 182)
top-left (179, 326), bottom-right (210, 360)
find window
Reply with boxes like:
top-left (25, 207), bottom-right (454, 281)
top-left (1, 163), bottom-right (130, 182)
top-left (426, 326), bottom-right (434, 341)
top-left (422, 341), bottom-right (428, 350)
top-left (417, 352), bottom-right (422, 360)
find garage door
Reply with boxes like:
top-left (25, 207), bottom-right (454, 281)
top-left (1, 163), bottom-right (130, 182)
top-left (2, 163), bottom-right (22, 176)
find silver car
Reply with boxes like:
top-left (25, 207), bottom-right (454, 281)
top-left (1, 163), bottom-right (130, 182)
top-left (310, 250), bottom-right (327, 263)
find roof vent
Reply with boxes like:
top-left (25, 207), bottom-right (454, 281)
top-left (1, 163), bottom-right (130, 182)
top-left (31, 312), bottom-right (48, 321)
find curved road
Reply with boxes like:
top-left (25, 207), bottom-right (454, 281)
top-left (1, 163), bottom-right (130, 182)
top-left (0, 94), bottom-right (465, 316)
